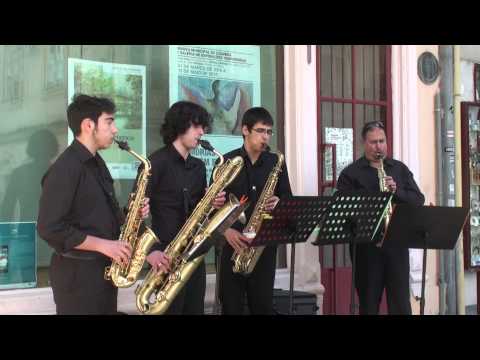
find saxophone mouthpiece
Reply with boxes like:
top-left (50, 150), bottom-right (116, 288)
top-left (115, 139), bottom-right (130, 151)
top-left (199, 139), bottom-right (215, 152)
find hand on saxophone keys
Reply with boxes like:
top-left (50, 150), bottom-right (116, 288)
top-left (384, 176), bottom-right (397, 193)
top-left (264, 195), bottom-right (280, 212)
top-left (147, 250), bottom-right (171, 273)
top-left (211, 191), bottom-right (227, 210)
top-left (224, 228), bottom-right (250, 253)
top-left (139, 197), bottom-right (150, 219)
top-left (100, 240), bottom-right (132, 265)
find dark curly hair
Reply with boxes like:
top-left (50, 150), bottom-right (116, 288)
top-left (161, 101), bottom-right (211, 145)
top-left (67, 94), bottom-right (116, 136)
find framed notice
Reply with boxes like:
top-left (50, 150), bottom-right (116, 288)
top-left (0, 222), bottom-right (37, 289)
top-left (169, 45), bottom-right (262, 182)
top-left (67, 58), bottom-right (147, 179)
top-left (324, 127), bottom-right (353, 181)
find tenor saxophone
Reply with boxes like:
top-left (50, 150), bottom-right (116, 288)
top-left (232, 148), bottom-right (285, 275)
top-left (105, 139), bottom-right (159, 288)
top-left (135, 140), bottom-right (245, 315)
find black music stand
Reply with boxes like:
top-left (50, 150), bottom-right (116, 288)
top-left (311, 191), bottom-right (393, 315)
top-left (383, 204), bottom-right (469, 315)
top-left (251, 196), bottom-right (332, 315)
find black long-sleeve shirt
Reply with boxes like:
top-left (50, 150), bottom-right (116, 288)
top-left (336, 156), bottom-right (425, 206)
top-left (143, 145), bottom-right (207, 251)
top-left (213, 146), bottom-right (292, 232)
top-left (37, 139), bottom-right (123, 258)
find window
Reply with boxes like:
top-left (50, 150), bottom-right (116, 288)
top-left (2, 45), bottom-right (24, 104)
top-left (0, 45), bottom-right (284, 289)
top-left (317, 46), bottom-right (392, 314)
top-left (318, 45), bottom-right (392, 191)
top-left (44, 45), bottom-right (66, 91)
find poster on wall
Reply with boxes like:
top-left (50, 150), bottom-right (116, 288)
top-left (67, 58), bottom-right (146, 179)
top-left (169, 45), bottom-right (261, 182)
top-left (0, 222), bottom-right (37, 290)
top-left (324, 127), bottom-right (353, 182)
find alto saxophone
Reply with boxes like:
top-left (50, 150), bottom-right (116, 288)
top-left (135, 140), bottom-right (245, 315)
top-left (105, 139), bottom-right (159, 288)
top-left (376, 152), bottom-right (394, 246)
top-left (232, 148), bottom-right (285, 275)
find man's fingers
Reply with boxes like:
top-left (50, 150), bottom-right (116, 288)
top-left (235, 237), bottom-right (247, 249)
top-left (117, 253), bottom-right (128, 265)
top-left (122, 242), bottom-right (133, 252)
top-left (159, 258), bottom-right (170, 271)
top-left (120, 244), bottom-right (132, 258)
top-left (228, 237), bottom-right (243, 253)
top-left (238, 234), bottom-right (250, 242)
top-left (159, 262), bottom-right (170, 273)
top-left (232, 242), bottom-right (242, 253)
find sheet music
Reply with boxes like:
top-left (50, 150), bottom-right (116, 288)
top-left (324, 127), bottom-right (353, 182)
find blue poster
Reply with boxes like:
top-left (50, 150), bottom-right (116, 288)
top-left (0, 222), bottom-right (37, 289)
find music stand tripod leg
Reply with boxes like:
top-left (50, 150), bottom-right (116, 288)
top-left (350, 241), bottom-right (357, 315)
top-left (420, 246), bottom-right (427, 315)
top-left (289, 240), bottom-right (296, 315)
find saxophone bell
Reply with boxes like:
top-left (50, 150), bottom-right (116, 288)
top-left (200, 139), bottom-right (248, 225)
top-left (238, 212), bottom-right (247, 225)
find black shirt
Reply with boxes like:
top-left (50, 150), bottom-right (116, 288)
top-left (37, 139), bottom-right (123, 257)
top-left (214, 146), bottom-right (292, 232)
top-left (144, 145), bottom-right (207, 251)
top-left (336, 156), bottom-right (425, 206)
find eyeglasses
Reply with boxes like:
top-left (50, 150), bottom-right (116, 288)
top-left (364, 121), bottom-right (385, 131)
top-left (361, 121), bottom-right (385, 139)
top-left (251, 127), bottom-right (274, 136)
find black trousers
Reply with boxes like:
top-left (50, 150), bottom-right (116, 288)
top-left (163, 260), bottom-right (206, 315)
top-left (350, 243), bottom-right (411, 315)
top-left (49, 253), bottom-right (118, 315)
top-left (219, 245), bottom-right (277, 315)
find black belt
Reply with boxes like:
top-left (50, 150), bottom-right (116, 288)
top-left (57, 250), bottom-right (104, 261)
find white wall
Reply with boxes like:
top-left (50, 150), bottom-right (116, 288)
top-left (283, 45), bottom-right (323, 313)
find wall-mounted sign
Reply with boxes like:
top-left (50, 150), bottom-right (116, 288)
top-left (418, 52), bottom-right (440, 85)
top-left (0, 222), bottom-right (37, 289)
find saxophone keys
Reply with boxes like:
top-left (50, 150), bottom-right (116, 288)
top-left (156, 291), bottom-right (166, 302)
top-left (104, 266), bottom-right (111, 280)
top-left (262, 213), bottom-right (273, 220)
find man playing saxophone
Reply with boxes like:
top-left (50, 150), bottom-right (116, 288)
top-left (135, 101), bottom-right (225, 315)
top-left (213, 107), bottom-right (292, 315)
top-left (37, 94), bottom-right (150, 314)
top-left (336, 120), bottom-right (425, 315)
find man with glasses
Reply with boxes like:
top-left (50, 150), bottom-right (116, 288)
top-left (336, 120), bottom-right (425, 315)
top-left (213, 107), bottom-right (292, 315)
